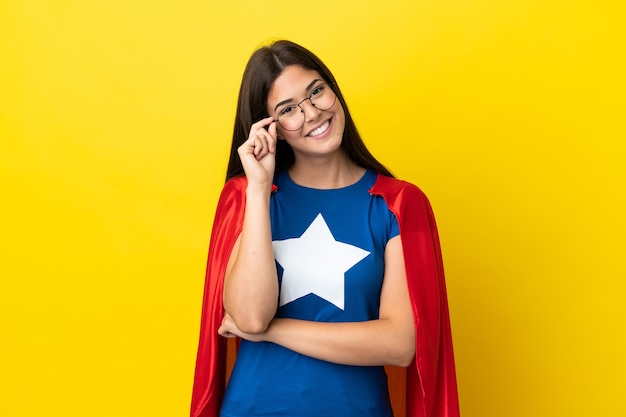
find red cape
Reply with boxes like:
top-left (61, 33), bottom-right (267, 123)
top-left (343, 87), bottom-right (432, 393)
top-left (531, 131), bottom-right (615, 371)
top-left (191, 174), bottom-right (460, 417)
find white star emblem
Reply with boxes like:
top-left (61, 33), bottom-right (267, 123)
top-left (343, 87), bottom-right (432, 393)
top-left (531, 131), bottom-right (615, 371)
top-left (272, 213), bottom-right (370, 310)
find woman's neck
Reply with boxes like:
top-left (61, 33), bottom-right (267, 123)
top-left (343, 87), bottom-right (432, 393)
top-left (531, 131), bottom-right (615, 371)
top-left (287, 153), bottom-right (366, 189)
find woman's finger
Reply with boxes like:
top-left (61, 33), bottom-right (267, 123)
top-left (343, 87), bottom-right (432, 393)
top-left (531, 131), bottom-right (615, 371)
top-left (253, 133), bottom-right (267, 158)
top-left (245, 117), bottom-right (277, 158)
top-left (250, 116), bottom-right (275, 132)
top-left (218, 320), bottom-right (236, 338)
top-left (218, 328), bottom-right (236, 338)
top-left (238, 131), bottom-right (265, 159)
top-left (267, 122), bottom-right (277, 154)
top-left (256, 126), bottom-right (277, 160)
top-left (218, 313), bottom-right (239, 338)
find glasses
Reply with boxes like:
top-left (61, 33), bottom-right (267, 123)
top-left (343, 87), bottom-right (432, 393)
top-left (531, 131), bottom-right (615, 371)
top-left (273, 83), bottom-right (337, 131)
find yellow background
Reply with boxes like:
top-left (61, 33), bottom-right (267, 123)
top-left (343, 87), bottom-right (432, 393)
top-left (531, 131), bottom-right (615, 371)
top-left (1, 1), bottom-right (624, 416)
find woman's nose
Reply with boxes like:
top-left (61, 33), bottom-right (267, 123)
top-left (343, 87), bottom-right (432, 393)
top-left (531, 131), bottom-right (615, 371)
top-left (300, 99), bottom-right (321, 123)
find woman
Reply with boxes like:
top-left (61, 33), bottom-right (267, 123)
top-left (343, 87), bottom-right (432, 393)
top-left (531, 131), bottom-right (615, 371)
top-left (191, 40), bottom-right (459, 417)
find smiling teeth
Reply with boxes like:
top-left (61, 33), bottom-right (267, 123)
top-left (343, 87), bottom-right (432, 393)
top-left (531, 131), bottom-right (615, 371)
top-left (308, 120), bottom-right (330, 137)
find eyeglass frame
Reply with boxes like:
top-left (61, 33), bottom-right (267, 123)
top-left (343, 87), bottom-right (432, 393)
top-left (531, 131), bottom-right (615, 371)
top-left (272, 82), bottom-right (337, 131)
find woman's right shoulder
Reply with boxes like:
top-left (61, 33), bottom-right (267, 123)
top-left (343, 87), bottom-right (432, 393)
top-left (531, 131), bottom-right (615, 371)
top-left (223, 176), bottom-right (248, 193)
top-left (216, 176), bottom-right (248, 206)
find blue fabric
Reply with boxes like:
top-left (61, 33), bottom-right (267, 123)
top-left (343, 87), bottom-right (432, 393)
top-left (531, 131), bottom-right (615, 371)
top-left (220, 170), bottom-right (399, 417)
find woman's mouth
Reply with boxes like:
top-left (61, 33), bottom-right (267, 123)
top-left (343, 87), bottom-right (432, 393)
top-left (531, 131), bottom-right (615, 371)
top-left (307, 120), bottom-right (331, 137)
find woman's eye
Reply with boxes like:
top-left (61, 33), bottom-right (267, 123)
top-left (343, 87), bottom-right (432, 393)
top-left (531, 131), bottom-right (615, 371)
top-left (311, 85), bottom-right (324, 97)
top-left (279, 106), bottom-right (296, 117)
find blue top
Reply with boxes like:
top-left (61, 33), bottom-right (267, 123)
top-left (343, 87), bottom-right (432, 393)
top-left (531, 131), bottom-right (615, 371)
top-left (220, 169), bottom-right (399, 417)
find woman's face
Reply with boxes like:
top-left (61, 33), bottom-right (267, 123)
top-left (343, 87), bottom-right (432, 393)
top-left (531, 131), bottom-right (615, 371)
top-left (266, 65), bottom-right (345, 160)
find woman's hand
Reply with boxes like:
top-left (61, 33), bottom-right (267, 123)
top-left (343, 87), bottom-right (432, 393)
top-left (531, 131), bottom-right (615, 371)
top-left (218, 312), bottom-right (265, 342)
top-left (238, 116), bottom-right (278, 189)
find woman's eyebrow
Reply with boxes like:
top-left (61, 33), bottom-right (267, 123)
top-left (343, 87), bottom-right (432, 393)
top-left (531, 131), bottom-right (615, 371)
top-left (273, 79), bottom-right (322, 112)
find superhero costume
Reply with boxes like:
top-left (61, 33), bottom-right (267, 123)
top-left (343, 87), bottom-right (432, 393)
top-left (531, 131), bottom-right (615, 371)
top-left (191, 173), bottom-right (460, 417)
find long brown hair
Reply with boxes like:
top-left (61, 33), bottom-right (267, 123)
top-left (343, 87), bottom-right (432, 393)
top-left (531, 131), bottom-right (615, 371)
top-left (225, 40), bottom-right (393, 181)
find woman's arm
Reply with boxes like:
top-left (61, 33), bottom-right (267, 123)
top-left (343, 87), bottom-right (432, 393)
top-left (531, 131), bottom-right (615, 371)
top-left (222, 117), bottom-right (279, 334)
top-left (219, 235), bottom-right (415, 367)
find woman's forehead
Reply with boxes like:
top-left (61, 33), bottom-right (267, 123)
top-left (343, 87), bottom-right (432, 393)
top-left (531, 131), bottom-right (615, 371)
top-left (267, 66), bottom-right (322, 107)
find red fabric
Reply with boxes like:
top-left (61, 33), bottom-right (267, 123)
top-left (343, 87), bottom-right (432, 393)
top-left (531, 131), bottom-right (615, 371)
top-left (191, 174), bottom-right (460, 417)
